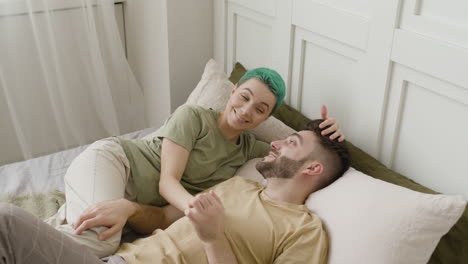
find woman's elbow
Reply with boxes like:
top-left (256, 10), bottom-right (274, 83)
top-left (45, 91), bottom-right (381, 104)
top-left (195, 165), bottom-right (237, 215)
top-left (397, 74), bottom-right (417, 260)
top-left (159, 178), bottom-right (168, 197)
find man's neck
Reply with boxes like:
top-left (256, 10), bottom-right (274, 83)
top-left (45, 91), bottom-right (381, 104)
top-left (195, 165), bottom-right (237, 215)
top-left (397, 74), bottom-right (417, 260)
top-left (263, 178), bottom-right (311, 205)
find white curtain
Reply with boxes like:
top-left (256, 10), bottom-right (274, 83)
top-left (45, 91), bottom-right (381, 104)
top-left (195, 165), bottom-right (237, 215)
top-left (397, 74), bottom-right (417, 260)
top-left (0, 0), bottom-right (146, 165)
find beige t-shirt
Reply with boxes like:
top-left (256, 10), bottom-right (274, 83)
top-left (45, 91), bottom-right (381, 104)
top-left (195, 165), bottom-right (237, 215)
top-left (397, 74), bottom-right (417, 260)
top-left (116, 176), bottom-right (328, 264)
top-left (117, 104), bottom-right (270, 206)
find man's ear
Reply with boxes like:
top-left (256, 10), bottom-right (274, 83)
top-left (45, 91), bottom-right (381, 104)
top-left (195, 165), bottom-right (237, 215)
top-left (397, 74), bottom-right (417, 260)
top-left (303, 161), bottom-right (323, 176)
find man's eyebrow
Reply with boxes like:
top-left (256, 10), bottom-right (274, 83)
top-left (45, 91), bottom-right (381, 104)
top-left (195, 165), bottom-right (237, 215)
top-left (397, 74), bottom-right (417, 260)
top-left (291, 133), bottom-right (303, 145)
top-left (242, 88), bottom-right (271, 110)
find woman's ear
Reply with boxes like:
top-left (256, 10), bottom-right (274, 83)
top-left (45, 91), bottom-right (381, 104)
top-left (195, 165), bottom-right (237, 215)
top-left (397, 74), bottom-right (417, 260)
top-left (231, 84), bottom-right (238, 95)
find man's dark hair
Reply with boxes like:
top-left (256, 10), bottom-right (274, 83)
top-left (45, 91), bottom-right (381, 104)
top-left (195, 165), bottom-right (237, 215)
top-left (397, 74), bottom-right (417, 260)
top-left (304, 119), bottom-right (350, 189)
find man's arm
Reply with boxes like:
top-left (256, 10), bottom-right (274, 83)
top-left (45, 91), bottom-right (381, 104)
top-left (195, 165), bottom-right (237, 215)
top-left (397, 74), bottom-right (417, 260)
top-left (185, 191), bottom-right (238, 264)
top-left (127, 202), bottom-right (184, 233)
top-left (272, 224), bottom-right (328, 264)
top-left (73, 199), bottom-right (184, 239)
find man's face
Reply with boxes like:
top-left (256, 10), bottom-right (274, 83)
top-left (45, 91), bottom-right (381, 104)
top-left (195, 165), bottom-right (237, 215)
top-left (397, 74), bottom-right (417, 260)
top-left (256, 130), bottom-right (318, 179)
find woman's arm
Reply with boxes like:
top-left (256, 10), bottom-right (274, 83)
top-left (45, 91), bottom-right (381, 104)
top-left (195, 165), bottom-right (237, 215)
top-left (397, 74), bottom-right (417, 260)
top-left (159, 138), bottom-right (196, 212)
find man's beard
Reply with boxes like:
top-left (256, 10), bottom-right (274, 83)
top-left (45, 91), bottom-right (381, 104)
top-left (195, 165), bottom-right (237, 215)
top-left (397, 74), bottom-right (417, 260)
top-left (256, 155), bottom-right (306, 179)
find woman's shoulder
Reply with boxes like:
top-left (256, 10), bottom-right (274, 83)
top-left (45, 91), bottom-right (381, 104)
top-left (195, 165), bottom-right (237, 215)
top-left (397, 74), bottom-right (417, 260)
top-left (171, 104), bottom-right (213, 118)
top-left (181, 104), bottom-right (218, 120)
top-left (179, 104), bottom-right (207, 111)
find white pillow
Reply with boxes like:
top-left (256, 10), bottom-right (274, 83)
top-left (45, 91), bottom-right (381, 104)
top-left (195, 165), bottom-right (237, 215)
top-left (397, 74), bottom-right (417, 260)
top-left (234, 158), bottom-right (266, 184)
top-left (186, 59), bottom-right (296, 143)
top-left (235, 160), bottom-right (467, 264)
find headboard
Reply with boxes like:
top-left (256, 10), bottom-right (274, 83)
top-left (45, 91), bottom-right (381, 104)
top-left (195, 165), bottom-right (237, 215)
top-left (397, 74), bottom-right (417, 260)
top-left (214, 0), bottom-right (468, 199)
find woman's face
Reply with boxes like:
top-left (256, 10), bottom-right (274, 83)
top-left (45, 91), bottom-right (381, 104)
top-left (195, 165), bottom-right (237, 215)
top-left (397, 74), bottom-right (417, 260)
top-left (225, 78), bottom-right (277, 131)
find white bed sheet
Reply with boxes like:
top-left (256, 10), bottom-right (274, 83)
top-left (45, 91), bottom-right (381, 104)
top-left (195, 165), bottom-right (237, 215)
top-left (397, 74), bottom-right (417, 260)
top-left (0, 127), bottom-right (158, 196)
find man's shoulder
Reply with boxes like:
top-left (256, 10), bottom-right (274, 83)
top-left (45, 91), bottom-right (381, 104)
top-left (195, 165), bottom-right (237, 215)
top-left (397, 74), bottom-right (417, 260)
top-left (221, 175), bottom-right (261, 185)
top-left (213, 176), bottom-right (262, 191)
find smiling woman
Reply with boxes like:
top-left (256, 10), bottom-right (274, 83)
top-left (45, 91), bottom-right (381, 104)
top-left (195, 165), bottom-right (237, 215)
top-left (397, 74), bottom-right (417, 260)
top-left (220, 79), bottom-right (277, 141)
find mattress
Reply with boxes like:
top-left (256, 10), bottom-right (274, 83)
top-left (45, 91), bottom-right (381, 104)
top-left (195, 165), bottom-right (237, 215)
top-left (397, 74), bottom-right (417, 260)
top-left (0, 127), bottom-right (157, 196)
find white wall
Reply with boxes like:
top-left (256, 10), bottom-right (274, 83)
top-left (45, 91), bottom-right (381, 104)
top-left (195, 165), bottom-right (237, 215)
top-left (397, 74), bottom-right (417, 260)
top-left (125, 0), bottom-right (172, 128)
top-left (214, 0), bottom-right (468, 199)
top-left (167, 0), bottom-right (213, 111)
top-left (125, 0), bottom-right (213, 127)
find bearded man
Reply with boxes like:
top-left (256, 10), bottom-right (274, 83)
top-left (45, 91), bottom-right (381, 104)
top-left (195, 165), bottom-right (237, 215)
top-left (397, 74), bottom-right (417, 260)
top-left (0, 119), bottom-right (350, 264)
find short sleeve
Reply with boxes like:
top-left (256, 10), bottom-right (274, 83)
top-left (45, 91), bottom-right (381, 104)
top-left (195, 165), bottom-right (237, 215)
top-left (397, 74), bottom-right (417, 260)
top-left (158, 105), bottom-right (201, 151)
top-left (273, 225), bottom-right (328, 264)
top-left (248, 139), bottom-right (270, 160)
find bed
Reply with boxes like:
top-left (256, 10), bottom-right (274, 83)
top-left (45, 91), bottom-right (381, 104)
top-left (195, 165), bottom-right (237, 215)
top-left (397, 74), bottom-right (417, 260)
top-left (1, 60), bottom-right (467, 264)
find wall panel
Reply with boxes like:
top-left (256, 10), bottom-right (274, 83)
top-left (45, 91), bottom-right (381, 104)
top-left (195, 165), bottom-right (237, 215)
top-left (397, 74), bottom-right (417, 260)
top-left (289, 27), bottom-right (364, 134)
top-left (381, 64), bottom-right (468, 198)
top-left (227, 3), bottom-right (274, 74)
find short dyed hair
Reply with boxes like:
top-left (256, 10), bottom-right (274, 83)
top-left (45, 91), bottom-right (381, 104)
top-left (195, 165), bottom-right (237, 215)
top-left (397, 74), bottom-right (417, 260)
top-left (237, 68), bottom-right (286, 113)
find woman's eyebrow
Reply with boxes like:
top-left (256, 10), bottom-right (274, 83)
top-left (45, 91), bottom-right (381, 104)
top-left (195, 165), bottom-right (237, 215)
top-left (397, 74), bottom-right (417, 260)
top-left (242, 88), bottom-right (271, 110)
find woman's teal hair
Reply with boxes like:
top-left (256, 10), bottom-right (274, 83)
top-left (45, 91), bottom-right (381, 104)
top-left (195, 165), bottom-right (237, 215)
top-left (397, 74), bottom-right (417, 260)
top-left (237, 68), bottom-right (286, 113)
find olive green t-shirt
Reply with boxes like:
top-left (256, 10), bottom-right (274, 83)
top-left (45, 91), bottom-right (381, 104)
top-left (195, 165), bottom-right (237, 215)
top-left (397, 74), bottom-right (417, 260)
top-left (117, 176), bottom-right (329, 264)
top-left (117, 104), bottom-right (270, 206)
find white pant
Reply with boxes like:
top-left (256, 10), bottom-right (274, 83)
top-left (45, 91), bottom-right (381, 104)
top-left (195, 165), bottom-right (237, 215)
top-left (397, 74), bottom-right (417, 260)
top-left (46, 138), bottom-right (136, 258)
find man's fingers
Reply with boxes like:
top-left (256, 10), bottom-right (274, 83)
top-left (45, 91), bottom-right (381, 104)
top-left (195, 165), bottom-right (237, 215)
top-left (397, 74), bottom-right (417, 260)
top-left (73, 210), bottom-right (95, 231)
top-left (74, 218), bottom-right (99, 235)
top-left (188, 200), bottom-right (195, 208)
top-left (73, 214), bottom-right (86, 230)
top-left (185, 208), bottom-right (201, 224)
top-left (209, 191), bottom-right (223, 207)
top-left (184, 208), bottom-right (191, 216)
top-left (202, 194), bottom-right (215, 207)
top-left (197, 194), bottom-right (210, 209)
top-left (99, 224), bottom-right (120, 241)
top-left (193, 198), bottom-right (204, 211)
top-left (73, 205), bottom-right (99, 229)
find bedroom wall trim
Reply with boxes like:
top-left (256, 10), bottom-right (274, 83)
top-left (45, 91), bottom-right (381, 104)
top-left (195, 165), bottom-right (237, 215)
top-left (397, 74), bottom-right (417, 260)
top-left (391, 29), bottom-right (468, 89)
top-left (0, 0), bottom-right (125, 17)
top-left (226, 2), bottom-right (275, 75)
top-left (380, 63), bottom-right (468, 198)
top-left (292, 0), bottom-right (370, 51)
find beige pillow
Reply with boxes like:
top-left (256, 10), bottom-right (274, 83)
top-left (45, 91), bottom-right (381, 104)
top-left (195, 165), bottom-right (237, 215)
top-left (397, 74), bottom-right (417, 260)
top-left (235, 159), bottom-right (467, 264)
top-left (186, 59), bottom-right (295, 143)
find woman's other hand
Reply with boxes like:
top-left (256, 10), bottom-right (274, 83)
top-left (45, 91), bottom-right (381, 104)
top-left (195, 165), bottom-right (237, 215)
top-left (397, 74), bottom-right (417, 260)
top-left (319, 105), bottom-right (345, 142)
